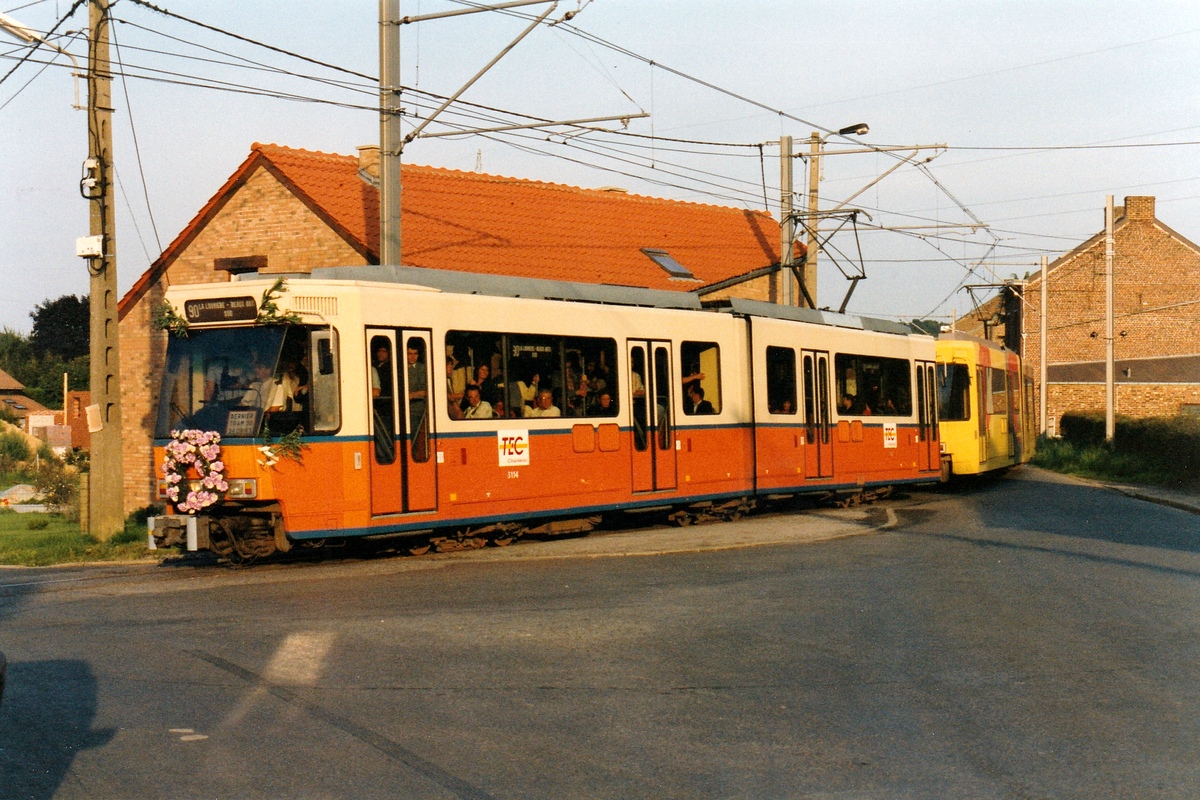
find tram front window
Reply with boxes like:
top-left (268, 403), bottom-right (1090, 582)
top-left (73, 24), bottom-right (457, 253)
top-left (156, 326), bottom-right (332, 439)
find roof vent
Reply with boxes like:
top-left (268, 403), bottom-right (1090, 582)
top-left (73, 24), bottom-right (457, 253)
top-left (641, 248), bottom-right (696, 281)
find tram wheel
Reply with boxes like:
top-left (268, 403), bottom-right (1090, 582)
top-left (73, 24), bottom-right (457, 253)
top-left (406, 541), bottom-right (432, 556)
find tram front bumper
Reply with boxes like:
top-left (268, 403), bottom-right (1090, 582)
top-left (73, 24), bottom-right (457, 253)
top-left (147, 515), bottom-right (211, 551)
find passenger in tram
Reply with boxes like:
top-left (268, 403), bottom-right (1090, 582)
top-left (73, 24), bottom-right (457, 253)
top-left (462, 385), bottom-right (493, 419)
top-left (373, 344), bottom-right (393, 399)
top-left (681, 364), bottom-right (706, 413)
top-left (241, 360), bottom-right (278, 411)
top-left (516, 370), bottom-right (542, 415)
top-left (469, 363), bottom-right (500, 409)
top-left (526, 388), bottom-right (561, 418)
top-left (406, 343), bottom-right (429, 449)
top-left (597, 391), bottom-right (615, 415)
top-left (445, 356), bottom-right (465, 416)
top-left (688, 385), bottom-right (715, 414)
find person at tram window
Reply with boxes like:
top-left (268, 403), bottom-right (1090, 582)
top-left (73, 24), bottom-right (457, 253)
top-left (516, 369), bottom-right (542, 414)
top-left (406, 343), bottom-right (428, 436)
top-left (681, 363), bottom-right (706, 413)
top-left (688, 385), bottom-right (715, 414)
top-left (526, 388), bottom-right (561, 418)
top-left (597, 391), bottom-right (615, 416)
top-left (240, 360), bottom-right (277, 411)
top-left (372, 344), bottom-right (394, 399)
top-left (840, 393), bottom-right (863, 415)
top-left (268, 359), bottom-right (304, 414)
top-left (445, 356), bottom-right (465, 413)
top-left (462, 384), bottom-right (493, 419)
top-left (467, 362), bottom-right (500, 409)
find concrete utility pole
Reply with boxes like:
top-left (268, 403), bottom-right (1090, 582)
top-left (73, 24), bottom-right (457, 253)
top-left (779, 135), bottom-right (794, 306)
top-left (379, 0), bottom-right (402, 265)
top-left (804, 132), bottom-right (822, 309)
top-left (86, 0), bottom-right (123, 539)
top-left (1105, 195), bottom-right (1115, 442)
top-left (1040, 255), bottom-right (1048, 436)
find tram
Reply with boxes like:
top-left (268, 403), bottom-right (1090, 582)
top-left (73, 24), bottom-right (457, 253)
top-left (148, 265), bottom-right (949, 558)
top-left (934, 332), bottom-right (1036, 477)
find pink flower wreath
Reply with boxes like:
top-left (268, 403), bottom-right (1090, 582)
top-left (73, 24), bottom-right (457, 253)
top-left (162, 429), bottom-right (228, 513)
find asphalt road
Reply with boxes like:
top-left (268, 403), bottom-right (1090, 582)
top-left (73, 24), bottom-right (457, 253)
top-left (1, 468), bottom-right (1199, 799)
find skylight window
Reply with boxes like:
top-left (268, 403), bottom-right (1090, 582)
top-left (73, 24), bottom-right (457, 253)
top-left (641, 248), bottom-right (696, 280)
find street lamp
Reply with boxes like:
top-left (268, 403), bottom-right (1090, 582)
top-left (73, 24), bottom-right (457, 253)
top-left (0, 11), bottom-right (83, 109)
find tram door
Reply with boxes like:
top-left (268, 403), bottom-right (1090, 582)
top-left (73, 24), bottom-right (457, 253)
top-left (368, 329), bottom-right (437, 516)
top-left (801, 350), bottom-right (833, 479)
top-left (629, 340), bottom-right (677, 492)
top-left (915, 360), bottom-right (938, 472)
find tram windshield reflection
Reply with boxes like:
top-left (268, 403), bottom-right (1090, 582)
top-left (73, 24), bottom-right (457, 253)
top-left (155, 326), bottom-right (297, 439)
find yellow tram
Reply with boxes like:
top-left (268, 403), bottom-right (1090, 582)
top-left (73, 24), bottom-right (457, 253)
top-left (935, 332), bottom-right (1035, 477)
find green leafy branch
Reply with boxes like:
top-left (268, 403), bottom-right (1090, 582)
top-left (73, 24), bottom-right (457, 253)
top-left (256, 426), bottom-right (306, 469)
top-left (153, 301), bottom-right (190, 338)
top-left (256, 278), bottom-right (303, 326)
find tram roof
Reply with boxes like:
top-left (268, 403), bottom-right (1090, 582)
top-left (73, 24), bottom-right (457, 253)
top-left (305, 264), bottom-right (704, 311)
top-left (717, 297), bottom-right (922, 337)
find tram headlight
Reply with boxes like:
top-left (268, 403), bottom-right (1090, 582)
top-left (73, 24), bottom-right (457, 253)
top-left (225, 478), bottom-right (258, 499)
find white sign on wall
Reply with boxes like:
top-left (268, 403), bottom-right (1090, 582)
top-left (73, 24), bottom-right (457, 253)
top-left (497, 429), bottom-right (530, 466)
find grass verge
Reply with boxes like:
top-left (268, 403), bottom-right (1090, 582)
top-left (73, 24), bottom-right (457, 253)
top-left (0, 509), bottom-right (153, 567)
top-left (1031, 437), bottom-right (1184, 487)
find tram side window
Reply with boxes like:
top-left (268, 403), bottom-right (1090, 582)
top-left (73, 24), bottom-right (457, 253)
top-left (936, 363), bottom-right (971, 421)
top-left (990, 367), bottom-right (1008, 414)
top-left (681, 341), bottom-right (721, 415)
top-left (766, 346), bottom-right (797, 414)
top-left (445, 330), bottom-right (619, 420)
top-left (834, 353), bottom-right (912, 417)
top-left (308, 328), bottom-right (341, 432)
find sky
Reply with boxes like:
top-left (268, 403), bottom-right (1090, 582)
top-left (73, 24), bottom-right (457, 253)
top-left (2, 0), bottom-right (1199, 334)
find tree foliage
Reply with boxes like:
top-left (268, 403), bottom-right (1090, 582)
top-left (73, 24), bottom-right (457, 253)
top-left (30, 294), bottom-right (89, 360)
top-left (0, 323), bottom-right (88, 410)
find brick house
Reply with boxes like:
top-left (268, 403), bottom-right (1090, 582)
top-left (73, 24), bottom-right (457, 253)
top-left (117, 142), bottom-right (797, 512)
top-left (0, 368), bottom-right (48, 430)
top-left (956, 196), bottom-right (1200, 432)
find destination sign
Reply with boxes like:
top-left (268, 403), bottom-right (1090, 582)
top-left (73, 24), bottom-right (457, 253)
top-left (184, 296), bottom-right (257, 323)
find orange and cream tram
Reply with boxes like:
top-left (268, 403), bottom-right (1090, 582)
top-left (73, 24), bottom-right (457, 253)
top-left (149, 265), bottom-right (947, 559)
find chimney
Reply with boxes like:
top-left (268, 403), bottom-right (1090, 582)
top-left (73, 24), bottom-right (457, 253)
top-left (1124, 195), bottom-right (1155, 221)
top-left (356, 145), bottom-right (380, 180)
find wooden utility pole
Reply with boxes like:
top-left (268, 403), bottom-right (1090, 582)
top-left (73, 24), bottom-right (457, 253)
top-left (86, 0), bottom-right (123, 539)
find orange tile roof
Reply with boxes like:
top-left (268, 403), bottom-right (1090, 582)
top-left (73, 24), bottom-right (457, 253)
top-left (0, 367), bottom-right (24, 393)
top-left (121, 143), bottom-right (790, 315)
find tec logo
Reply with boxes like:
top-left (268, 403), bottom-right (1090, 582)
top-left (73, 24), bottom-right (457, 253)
top-left (498, 429), bottom-right (531, 466)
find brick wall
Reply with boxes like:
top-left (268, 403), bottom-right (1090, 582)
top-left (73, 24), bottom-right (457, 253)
top-left (986, 196), bottom-right (1200, 429)
top-left (1047, 383), bottom-right (1200, 432)
top-left (119, 166), bottom-right (368, 513)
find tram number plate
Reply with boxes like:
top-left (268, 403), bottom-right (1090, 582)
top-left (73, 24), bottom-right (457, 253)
top-left (184, 296), bottom-right (257, 323)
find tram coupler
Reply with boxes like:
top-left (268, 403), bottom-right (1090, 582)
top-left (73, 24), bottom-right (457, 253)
top-left (147, 514), bottom-right (211, 552)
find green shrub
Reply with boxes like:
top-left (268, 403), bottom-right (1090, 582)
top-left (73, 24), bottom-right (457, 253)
top-left (0, 430), bottom-right (31, 462)
top-left (25, 515), bottom-right (49, 530)
top-left (1039, 414), bottom-right (1200, 487)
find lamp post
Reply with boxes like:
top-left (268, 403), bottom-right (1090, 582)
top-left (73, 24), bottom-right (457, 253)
top-left (803, 123), bottom-right (869, 308)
